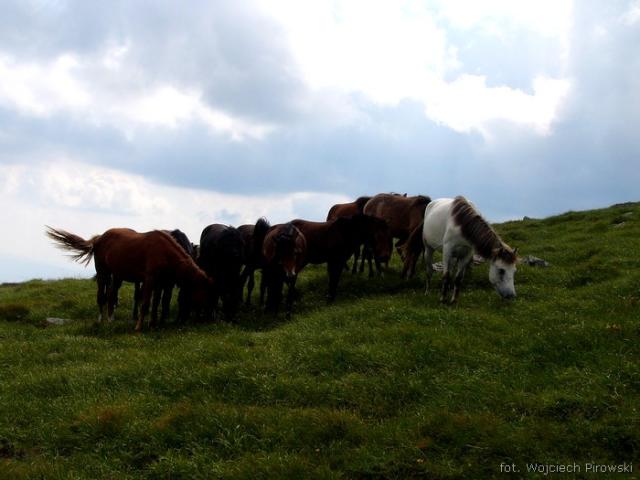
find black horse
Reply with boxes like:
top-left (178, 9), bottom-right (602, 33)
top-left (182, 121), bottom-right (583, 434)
top-left (131, 229), bottom-right (197, 323)
top-left (237, 218), bottom-right (271, 305)
top-left (198, 224), bottom-right (245, 319)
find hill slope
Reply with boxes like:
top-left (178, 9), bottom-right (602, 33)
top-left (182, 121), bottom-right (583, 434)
top-left (1, 202), bottom-right (639, 478)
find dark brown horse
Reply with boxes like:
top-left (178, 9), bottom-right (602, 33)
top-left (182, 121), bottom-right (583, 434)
top-left (46, 227), bottom-right (213, 331)
top-left (292, 214), bottom-right (392, 301)
top-left (326, 196), bottom-right (371, 221)
top-left (262, 222), bottom-right (307, 317)
top-left (326, 196), bottom-right (375, 275)
top-left (198, 224), bottom-right (245, 319)
top-left (363, 193), bottom-right (431, 264)
top-left (238, 218), bottom-right (271, 305)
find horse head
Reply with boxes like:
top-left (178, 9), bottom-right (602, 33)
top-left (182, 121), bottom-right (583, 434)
top-left (489, 245), bottom-right (518, 299)
top-left (273, 223), bottom-right (306, 279)
top-left (367, 216), bottom-right (392, 264)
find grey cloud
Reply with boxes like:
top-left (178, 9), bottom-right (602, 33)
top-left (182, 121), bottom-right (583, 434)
top-left (0, 0), bottom-right (638, 223)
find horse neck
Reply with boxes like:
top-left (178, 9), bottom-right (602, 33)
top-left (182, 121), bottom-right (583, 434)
top-left (176, 258), bottom-right (201, 286)
top-left (468, 227), bottom-right (502, 260)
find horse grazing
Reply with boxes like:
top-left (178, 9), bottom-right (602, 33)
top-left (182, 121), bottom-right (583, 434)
top-left (198, 224), bottom-right (245, 319)
top-left (403, 196), bottom-right (518, 303)
top-left (46, 227), bottom-right (213, 331)
top-left (261, 222), bottom-right (307, 317)
top-left (292, 214), bottom-right (392, 301)
top-left (363, 193), bottom-right (431, 266)
top-left (326, 196), bottom-right (377, 275)
top-left (237, 218), bottom-right (271, 305)
top-left (131, 229), bottom-right (197, 323)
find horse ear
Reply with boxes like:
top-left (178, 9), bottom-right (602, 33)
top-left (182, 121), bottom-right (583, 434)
top-left (513, 247), bottom-right (518, 256)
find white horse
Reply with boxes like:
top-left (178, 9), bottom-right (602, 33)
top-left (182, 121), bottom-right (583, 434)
top-left (403, 196), bottom-right (518, 303)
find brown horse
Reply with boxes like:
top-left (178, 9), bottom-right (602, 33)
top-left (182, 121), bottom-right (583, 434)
top-left (292, 214), bottom-right (391, 301)
top-left (132, 228), bottom-right (197, 323)
top-left (261, 222), bottom-right (307, 317)
top-left (326, 196), bottom-right (371, 221)
top-left (46, 227), bottom-right (213, 331)
top-left (363, 193), bottom-right (431, 263)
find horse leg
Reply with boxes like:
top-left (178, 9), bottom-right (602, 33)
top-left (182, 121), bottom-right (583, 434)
top-left (246, 268), bottom-right (255, 305)
top-left (451, 253), bottom-right (473, 304)
top-left (259, 269), bottom-right (267, 306)
top-left (160, 285), bottom-right (172, 324)
top-left (96, 273), bottom-right (109, 322)
top-left (327, 260), bottom-right (343, 302)
top-left (366, 246), bottom-right (375, 278)
top-left (285, 275), bottom-right (298, 319)
top-left (396, 236), bottom-right (407, 260)
top-left (424, 246), bottom-right (434, 294)
top-left (359, 245), bottom-right (367, 274)
top-left (440, 247), bottom-right (456, 304)
top-left (150, 285), bottom-right (163, 328)
top-left (351, 245), bottom-right (360, 274)
top-left (136, 279), bottom-right (153, 332)
top-left (107, 277), bottom-right (122, 322)
top-left (132, 282), bottom-right (141, 322)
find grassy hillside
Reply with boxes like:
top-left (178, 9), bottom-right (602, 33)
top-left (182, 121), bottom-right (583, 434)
top-left (1, 203), bottom-right (639, 479)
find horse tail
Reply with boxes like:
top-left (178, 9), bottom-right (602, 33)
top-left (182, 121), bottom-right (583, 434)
top-left (45, 226), bottom-right (99, 266)
top-left (253, 217), bottom-right (271, 257)
top-left (401, 221), bottom-right (424, 279)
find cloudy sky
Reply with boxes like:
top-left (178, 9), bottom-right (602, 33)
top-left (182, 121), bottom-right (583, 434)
top-left (1, 0), bottom-right (639, 282)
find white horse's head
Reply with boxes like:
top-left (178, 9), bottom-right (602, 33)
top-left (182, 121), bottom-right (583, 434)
top-left (489, 246), bottom-right (518, 299)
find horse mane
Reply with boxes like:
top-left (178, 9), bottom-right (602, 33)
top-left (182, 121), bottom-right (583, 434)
top-left (253, 217), bottom-right (271, 255)
top-left (354, 196), bottom-right (372, 212)
top-left (451, 196), bottom-right (516, 263)
top-left (410, 195), bottom-right (431, 208)
top-left (157, 230), bottom-right (204, 271)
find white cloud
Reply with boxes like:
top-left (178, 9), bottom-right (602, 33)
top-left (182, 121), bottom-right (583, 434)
top-left (256, 0), bottom-right (572, 139)
top-left (0, 50), bottom-right (272, 141)
top-left (0, 161), bottom-right (350, 282)
top-left (424, 74), bottom-right (571, 137)
top-left (0, 53), bottom-right (90, 116)
top-left (621, 1), bottom-right (640, 25)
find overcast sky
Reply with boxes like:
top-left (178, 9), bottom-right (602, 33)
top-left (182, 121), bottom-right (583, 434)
top-left (1, 0), bottom-right (639, 282)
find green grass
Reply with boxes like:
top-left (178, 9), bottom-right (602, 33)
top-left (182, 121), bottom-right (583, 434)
top-left (1, 202), bottom-right (639, 479)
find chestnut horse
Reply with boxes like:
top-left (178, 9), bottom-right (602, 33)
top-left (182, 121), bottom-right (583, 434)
top-left (238, 218), bottom-right (271, 305)
top-left (363, 193), bottom-right (431, 267)
top-left (262, 222), bottom-right (307, 317)
top-left (292, 214), bottom-right (392, 301)
top-left (132, 228), bottom-right (197, 322)
top-left (46, 227), bottom-right (212, 331)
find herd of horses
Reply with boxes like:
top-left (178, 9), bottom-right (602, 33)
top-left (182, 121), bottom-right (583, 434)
top-left (46, 193), bottom-right (519, 332)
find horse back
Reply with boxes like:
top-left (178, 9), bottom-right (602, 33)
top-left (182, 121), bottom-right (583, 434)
top-left (423, 198), bottom-right (456, 250)
top-left (95, 229), bottom-right (190, 281)
top-left (364, 194), bottom-right (411, 236)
